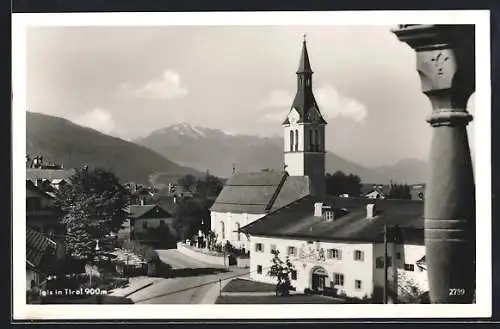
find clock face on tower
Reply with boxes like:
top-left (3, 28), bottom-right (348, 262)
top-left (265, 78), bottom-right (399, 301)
top-left (288, 108), bottom-right (300, 124)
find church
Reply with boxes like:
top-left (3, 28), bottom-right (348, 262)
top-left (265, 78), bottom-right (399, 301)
top-left (211, 38), bottom-right (427, 302)
top-left (210, 37), bottom-right (327, 251)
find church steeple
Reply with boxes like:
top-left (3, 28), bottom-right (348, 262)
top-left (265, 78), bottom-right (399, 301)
top-left (297, 35), bottom-right (313, 74)
top-left (282, 36), bottom-right (327, 197)
top-left (283, 37), bottom-right (327, 126)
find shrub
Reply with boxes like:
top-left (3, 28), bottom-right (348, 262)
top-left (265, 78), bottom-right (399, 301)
top-left (304, 288), bottom-right (312, 295)
top-left (121, 240), bottom-right (159, 264)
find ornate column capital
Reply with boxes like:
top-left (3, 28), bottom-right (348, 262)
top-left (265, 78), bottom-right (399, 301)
top-left (392, 25), bottom-right (475, 127)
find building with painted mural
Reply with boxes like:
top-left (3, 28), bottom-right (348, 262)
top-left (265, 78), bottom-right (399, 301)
top-left (240, 196), bottom-right (427, 302)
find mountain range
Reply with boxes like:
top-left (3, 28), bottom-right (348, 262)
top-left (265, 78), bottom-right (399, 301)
top-left (26, 112), bottom-right (427, 186)
top-left (134, 123), bottom-right (428, 184)
top-left (26, 112), bottom-right (202, 186)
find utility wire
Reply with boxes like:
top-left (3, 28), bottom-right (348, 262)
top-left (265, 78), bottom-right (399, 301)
top-left (132, 250), bottom-right (329, 303)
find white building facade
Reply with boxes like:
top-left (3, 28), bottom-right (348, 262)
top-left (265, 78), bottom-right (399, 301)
top-left (249, 235), bottom-right (427, 300)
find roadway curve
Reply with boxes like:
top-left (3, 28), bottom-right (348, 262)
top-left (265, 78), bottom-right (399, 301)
top-left (129, 249), bottom-right (248, 304)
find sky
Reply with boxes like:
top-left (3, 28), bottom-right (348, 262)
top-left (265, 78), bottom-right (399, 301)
top-left (26, 25), bottom-right (476, 167)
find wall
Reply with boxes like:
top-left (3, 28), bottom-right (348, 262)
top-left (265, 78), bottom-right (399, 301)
top-left (26, 188), bottom-right (54, 208)
top-left (133, 217), bottom-right (173, 233)
top-left (372, 242), bottom-right (427, 299)
top-left (249, 235), bottom-right (374, 299)
top-left (210, 211), bottom-right (264, 250)
top-left (176, 242), bottom-right (226, 266)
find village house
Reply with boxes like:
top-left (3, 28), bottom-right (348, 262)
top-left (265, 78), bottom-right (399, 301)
top-left (239, 196), bottom-right (426, 302)
top-left (26, 227), bottom-right (60, 291)
top-left (126, 204), bottom-right (177, 247)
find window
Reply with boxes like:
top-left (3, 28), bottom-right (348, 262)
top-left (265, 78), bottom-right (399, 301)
top-left (290, 130), bottom-right (294, 152)
top-left (404, 264), bottom-right (415, 271)
top-left (396, 252), bottom-right (401, 260)
top-left (354, 250), bottom-right (364, 261)
top-left (291, 270), bottom-right (297, 280)
top-left (327, 248), bottom-right (342, 260)
top-left (220, 221), bottom-right (225, 239)
top-left (309, 130), bottom-right (314, 151)
top-left (270, 244), bottom-right (277, 253)
top-left (255, 243), bottom-right (264, 252)
top-left (324, 210), bottom-right (335, 221)
top-left (236, 223), bottom-right (241, 241)
top-left (355, 280), bottom-right (362, 290)
top-left (333, 273), bottom-right (344, 286)
top-left (295, 129), bottom-right (299, 151)
top-left (315, 130), bottom-right (320, 151)
top-left (159, 220), bottom-right (165, 226)
top-left (142, 220), bottom-right (148, 229)
top-left (287, 246), bottom-right (297, 257)
top-left (376, 256), bottom-right (392, 268)
top-left (257, 265), bottom-right (263, 274)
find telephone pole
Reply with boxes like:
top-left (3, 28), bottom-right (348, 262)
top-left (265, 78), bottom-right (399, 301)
top-left (383, 223), bottom-right (389, 304)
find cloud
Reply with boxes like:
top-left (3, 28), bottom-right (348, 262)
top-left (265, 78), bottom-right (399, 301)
top-left (259, 85), bottom-right (368, 123)
top-left (315, 85), bottom-right (368, 123)
top-left (73, 108), bottom-right (115, 134)
top-left (133, 69), bottom-right (188, 100)
top-left (259, 90), bottom-right (294, 108)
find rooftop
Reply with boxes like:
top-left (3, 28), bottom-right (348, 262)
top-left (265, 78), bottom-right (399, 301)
top-left (126, 204), bottom-right (173, 219)
top-left (210, 171), bottom-right (311, 214)
top-left (240, 195), bottom-right (424, 244)
top-left (26, 228), bottom-right (57, 271)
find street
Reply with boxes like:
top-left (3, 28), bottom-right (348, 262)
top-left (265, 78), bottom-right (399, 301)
top-left (127, 249), bottom-right (249, 304)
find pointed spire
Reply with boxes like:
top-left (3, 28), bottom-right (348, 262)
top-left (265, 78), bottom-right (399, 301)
top-left (297, 34), bottom-right (312, 74)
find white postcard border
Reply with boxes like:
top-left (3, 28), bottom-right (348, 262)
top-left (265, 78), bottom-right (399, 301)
top-left (12, 10), bottom-right (492, 320)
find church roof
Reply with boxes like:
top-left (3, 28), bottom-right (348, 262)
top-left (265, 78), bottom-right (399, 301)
top-left (210, 171), bottom-right (311, 214)
top-left (239, 195), bottom-right (424, 244)
top-left (282, 39), bottom-right (327, 126)
top-left (297, 39), bottom-right (313, 74)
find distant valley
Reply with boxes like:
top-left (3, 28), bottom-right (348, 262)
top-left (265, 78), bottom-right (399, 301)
top-left (134, 123), bottom-right (428, 184)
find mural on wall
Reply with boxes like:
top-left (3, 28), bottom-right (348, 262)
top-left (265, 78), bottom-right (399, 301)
top-left (298, 242), bottom-right (326, 268)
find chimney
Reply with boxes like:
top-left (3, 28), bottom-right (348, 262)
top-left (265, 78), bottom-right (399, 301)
top-left (314, 202), bottom-right (323, 217)
top-left (366, 203), bottom-right (376, 219)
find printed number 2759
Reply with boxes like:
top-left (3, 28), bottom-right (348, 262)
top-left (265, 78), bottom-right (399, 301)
top-left (449, 288), bottom-right (466, 296)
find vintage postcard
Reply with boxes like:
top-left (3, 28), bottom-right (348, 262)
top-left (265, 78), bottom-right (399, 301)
top-left (12, 10), bottom-right (491, 320)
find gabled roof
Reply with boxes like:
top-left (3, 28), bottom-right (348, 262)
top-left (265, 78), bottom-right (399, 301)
top-left (127, 204), bottom-right (172, 219)
top-left (210, 171), bottom-right (311, 214)
top-left (240, 195), bottom-right (424, 244)
top-left (26, 180), bottom-right (55, 200)
top-left (26, 228), bottom-right (57, 271)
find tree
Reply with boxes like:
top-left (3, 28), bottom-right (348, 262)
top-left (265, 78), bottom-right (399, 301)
top-left (173, 197), bottom-right (210, 240)
top-left (396, 271), bottom-right (428, 303)
top-left (268, 249), bottom-right (296, 296)
top-left (194, 173), bottom-right (223, 198)
top-left (206, 230), bottom-right (217, 250)
top-left (387, 183), bottom-right (411, 199)
top-left (177, 174), bottom-right (197, 192)
top-left (56, 166), bottom-right (130, 260)
top-left (325, 171), bottom-right (362, 197)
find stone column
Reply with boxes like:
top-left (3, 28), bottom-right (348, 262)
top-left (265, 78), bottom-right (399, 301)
top-left (392, 25), bottom-right (476, 303)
